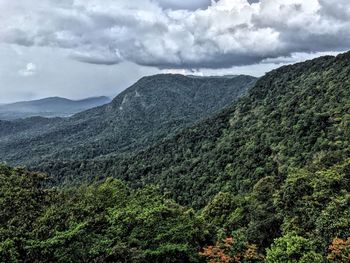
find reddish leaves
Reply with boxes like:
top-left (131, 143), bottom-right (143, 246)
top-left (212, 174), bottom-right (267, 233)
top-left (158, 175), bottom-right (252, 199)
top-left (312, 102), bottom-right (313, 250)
top-left (199, 237), bottom-right (262, 263)
top-left (327, 237), bottom-right (350, 262)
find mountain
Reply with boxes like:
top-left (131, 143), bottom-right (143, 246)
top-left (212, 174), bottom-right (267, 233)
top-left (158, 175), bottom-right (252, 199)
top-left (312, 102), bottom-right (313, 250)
top-left (3, 53), bottom-right (350, 262)
top-left (0, 96), bottom-right (111, 120)
top-left (0, 74), bottom-right (256, 165)
top-left (40, 52), bottom-right (350, 207)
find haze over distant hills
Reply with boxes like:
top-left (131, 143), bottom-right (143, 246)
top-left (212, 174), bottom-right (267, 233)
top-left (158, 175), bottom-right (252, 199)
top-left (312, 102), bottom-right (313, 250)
top-left (0, 74), bottom-right (256, 165)
top-left (0, 96), bottom-right (111, 120)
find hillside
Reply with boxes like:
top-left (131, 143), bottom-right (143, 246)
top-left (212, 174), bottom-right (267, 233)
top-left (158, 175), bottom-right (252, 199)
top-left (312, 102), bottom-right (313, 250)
top-left (4, 52), bottom-right (350, 262)
top-left (0, 96), bottom-right (111, 120)
top-left (41, 52), bottom-right (350, 208)
top-left (0, 74), bottom-right (256, 165)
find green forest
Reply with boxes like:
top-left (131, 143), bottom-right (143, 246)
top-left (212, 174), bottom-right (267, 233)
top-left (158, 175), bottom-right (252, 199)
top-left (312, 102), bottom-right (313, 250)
top-left (2, 52), bottom-right (350, 262)
top-left (1, 161), bottom-right (350, 262)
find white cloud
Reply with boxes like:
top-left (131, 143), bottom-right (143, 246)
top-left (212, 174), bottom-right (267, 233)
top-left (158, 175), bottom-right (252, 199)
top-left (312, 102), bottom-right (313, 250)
top-left (0, 0), bottom-right (349, 69)
top-left (18, 62), bottom-right (37, 76)
top-left (0, 43), bottom-right (159, 103)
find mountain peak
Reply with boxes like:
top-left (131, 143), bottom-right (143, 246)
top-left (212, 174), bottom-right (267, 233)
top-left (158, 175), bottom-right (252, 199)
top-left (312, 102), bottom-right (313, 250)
top-left (0, 74), bottom-right (256, 165)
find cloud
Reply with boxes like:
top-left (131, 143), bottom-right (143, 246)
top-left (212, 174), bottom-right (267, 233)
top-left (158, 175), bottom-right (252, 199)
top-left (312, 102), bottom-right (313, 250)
top-left (18, 63), bottom-right (37, 76)
top-left (156, 0), bottom-right (211, 10)
top-left (1, 0), bottom-right (349, 69)
top-left (0, 43), bottom-right (159, 103)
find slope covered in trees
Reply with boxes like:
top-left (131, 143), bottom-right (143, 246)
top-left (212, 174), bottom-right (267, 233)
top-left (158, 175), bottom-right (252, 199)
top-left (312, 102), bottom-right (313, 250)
top-left (0, 74), bottom-right (255, 166)
top-left (42, 52), bottom-right (350, 208)
top-left (2, 160), bottom-right (350, 261)
top-left (0, 165), bottom-right (210, 262)
top-left (24, 52), bottom-right (350, 261)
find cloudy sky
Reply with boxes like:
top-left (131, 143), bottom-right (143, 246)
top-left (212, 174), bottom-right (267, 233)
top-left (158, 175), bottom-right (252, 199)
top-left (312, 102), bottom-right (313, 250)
top-left (0, 0), bottom-right (349, 103)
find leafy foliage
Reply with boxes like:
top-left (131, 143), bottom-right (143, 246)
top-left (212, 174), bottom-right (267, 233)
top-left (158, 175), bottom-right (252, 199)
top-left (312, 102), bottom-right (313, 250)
top-left (327, 237), bottom-right (350, 262)
top-left (265, 233), bottom-right (323, 263)
top-left (0, 165), bottom-right (210, 262)
top-left (274, 159), bottom-right (350, 249)
top-left (200, 237), bottom-right (263, 263)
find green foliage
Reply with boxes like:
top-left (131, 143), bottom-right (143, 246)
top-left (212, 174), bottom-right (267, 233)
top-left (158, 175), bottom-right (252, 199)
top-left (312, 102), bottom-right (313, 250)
top-left (0, 239), bottom-right (19, 263)
top-left (0, 164), bottom-right (49, 257)
top-left (105, 186), bottom-right (210, 262)
top-left (0, 165), bottom-right (209, 262)
top-left (246, 177), bottom-right (281, 249)
top-left (265, 233), bottom-right (324, 263)
top-left (315, 194), bottom-right (350, 248)
top-left (275, 159), bottom-right (350, 249)
top-left (202, 192), bottom-right (238, 228)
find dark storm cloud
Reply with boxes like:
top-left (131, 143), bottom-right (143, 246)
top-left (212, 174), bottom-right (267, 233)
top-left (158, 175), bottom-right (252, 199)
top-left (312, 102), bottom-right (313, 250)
top-left (1, 0), bottom-right (349, 69)
top-left (157, 0), bottom-right (211, 10)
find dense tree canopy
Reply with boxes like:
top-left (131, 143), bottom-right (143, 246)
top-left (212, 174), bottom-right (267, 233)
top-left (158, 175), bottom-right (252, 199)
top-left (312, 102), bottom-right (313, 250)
top-left (0, 166), bottom-right (211, 262)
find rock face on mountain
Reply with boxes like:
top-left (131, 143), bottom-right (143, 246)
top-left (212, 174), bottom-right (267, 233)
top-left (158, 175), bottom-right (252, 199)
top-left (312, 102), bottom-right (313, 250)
top-left (0, 74), bottom-right (256, 165)
top-left (0, 96), bottom-right (111, 120)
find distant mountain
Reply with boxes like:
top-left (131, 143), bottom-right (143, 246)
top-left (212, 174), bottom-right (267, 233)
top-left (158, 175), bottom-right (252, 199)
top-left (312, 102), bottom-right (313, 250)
top-left (0, 96), bottom-right (111, 120)
top-left (0, 74), bottom-right (256, 165)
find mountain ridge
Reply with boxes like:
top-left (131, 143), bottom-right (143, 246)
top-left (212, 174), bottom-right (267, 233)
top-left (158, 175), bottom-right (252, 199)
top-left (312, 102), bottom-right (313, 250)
top-left (0, 74), bottom-right (256, 165)
top-left (37, 51), bottom-right (350, 208)
top-left (0, 96), bottom-right (111, 120)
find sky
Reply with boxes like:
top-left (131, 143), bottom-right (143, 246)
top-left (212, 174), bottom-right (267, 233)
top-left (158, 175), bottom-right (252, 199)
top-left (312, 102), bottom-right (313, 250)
top-left (0, 0), bottom-right (349, 103)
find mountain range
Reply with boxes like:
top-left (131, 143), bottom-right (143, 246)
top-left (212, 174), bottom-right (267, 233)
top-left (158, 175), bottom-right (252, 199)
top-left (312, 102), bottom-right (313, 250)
top-left (0, 96), bottom-right (111, 120)
top-left (0, 74), bottom-right (256, 165)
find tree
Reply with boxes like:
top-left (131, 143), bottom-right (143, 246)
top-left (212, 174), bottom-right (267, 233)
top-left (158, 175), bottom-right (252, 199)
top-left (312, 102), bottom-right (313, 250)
top-left (106, 186), bottom-right (210, 262)
top-left (327, 237), bottom-right (350, 262)
top-left (200, 236), bottom-right (263, 263)
top-left (0, 239), bottom-right (19, 263)
top-left (315, 194), bottom-right (350, 249)
top-left (247, 176), bottom-right (281, 250)
top-left (265, 233), bottom-right (324, 263)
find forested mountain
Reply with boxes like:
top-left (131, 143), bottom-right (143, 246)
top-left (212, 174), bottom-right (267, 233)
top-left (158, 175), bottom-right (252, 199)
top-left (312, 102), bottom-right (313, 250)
top-left (43, 53), bottom-right (350, 206)
top-left (0, 74), bottom-right (256, 165)
top-left (0, 96), bottom-right (111, 120)
top-left (32, 52), bottom-right (350, 261)
top-left (2, 52), bottom-right (350, 262)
